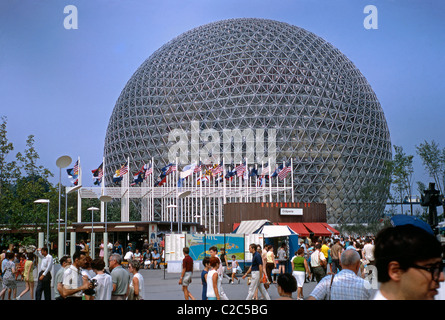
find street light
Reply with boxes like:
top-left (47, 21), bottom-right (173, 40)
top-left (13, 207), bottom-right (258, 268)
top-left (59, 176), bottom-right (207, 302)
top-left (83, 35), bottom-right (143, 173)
top-left (177, 190), bottom-right (192, 234)
top-left (34, 199), bottom-right (50, 250)
top-left (99, 195), bottom-right (112, 268)
top-left (87, 206), bottom-right (100, 259)
top-left (56, 155), bottom-right (71, 259)
top-left (167, 204), bottom-right (177, 233)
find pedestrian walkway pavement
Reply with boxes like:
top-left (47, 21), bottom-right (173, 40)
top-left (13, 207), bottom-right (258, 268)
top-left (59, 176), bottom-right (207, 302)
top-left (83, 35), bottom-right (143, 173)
top-left (7, 268), bottom-right (377, 301)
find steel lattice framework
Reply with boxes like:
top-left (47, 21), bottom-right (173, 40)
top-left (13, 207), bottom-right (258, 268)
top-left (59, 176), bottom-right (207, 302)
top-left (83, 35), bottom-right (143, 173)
top-left (104, 18), bottom-right (392, 224)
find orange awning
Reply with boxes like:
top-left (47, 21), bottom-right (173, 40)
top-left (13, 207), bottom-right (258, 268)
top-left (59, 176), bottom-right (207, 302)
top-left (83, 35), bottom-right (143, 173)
top-left (276, 223), bottom-right (310, 237)
top-left (322, 223), bottom-right (340, 235)
top-left (302, 222), bottom-right (332, 236)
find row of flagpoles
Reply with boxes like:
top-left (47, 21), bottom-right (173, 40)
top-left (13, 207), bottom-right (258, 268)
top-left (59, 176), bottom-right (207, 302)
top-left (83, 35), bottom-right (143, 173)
top-left (66, 157), bottom-right (294, 233)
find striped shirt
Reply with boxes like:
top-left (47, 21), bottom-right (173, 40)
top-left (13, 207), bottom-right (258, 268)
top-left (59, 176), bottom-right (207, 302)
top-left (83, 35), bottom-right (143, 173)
top-left (309, 269), bottom-right (371, 300)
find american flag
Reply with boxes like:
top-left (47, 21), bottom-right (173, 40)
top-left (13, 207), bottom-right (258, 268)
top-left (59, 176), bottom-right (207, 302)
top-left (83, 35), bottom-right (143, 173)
top-left (260, 165), bottom-right (269, 177)
top-left (119, 161), bottom-right (128, 177)
top-left (194, 163), bottom-right (202, 173)
top-left (278, 164), bottom-right (291, 181)
top-left (211, 163), bottom-right (223, 175)
top-left (234, 162), bottom-right (246, 177)
top-left (166, 164), bottom-right (176, 175)
top-left (144, 163), bottom-right (153, 178)
top-left (72, 160), bottom-right (79, 176)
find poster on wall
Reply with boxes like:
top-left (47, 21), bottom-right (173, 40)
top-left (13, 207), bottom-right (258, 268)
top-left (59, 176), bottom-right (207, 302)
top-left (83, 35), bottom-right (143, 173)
top-left (204, 234), bottom-right (225, 254)
top-left (185, 233), bottom-right (205, 261)
top-left (165, 234), bottom-right (186, 262)
top-left (225, 234), bottom-right (245, 261)
top-left (244, 234), bottom-right (264, 261)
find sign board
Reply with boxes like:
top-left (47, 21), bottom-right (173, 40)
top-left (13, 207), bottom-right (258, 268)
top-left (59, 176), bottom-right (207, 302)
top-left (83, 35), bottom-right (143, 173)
top-left (280, 208), bottom-right (303, 216)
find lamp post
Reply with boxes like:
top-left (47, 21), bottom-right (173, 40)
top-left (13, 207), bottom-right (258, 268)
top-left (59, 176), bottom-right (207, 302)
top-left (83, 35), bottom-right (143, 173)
top-left (34, 199), bottom-right (50, 250)
top-left (177, 191), bottom-right (192, 234)
top-left (87, 206), bottom-right (100, 259)
top-left (56, 155), bottom-right (71, 259)
top-left (99, 195), bottom-right (112, 268)
top-left (166, 204), bottom-right (177, 233)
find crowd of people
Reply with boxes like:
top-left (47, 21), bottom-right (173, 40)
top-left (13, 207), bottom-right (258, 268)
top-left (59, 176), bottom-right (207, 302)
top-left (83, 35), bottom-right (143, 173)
top-left (180, 216), bottom-right (444, 301)
top-left (0, 238), bottom-right (162, 300)
top-left (1, 215), bottom-right (443, 300)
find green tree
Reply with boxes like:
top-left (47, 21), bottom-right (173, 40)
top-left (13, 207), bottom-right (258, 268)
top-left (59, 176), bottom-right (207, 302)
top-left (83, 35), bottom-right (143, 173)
top-left (12, 135), bottom-right (56, 243)
top-left (0, 116), bottom-right (21, 225)
top-left (391, 145), bottom-right (414, 215)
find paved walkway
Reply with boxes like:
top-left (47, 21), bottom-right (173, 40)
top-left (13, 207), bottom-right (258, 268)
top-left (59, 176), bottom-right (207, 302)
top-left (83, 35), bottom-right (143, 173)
top-left (6, 268), bottom-right (377, 300)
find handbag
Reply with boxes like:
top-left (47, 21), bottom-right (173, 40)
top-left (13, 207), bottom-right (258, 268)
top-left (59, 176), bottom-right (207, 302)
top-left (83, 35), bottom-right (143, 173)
top-left (261, 273), bottom-right (270, 289)
top-left (319, 252), bottom-right (327, 267)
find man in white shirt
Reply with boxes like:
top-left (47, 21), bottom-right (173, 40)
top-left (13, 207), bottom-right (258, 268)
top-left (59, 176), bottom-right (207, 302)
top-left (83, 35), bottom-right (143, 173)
top-left (362, 238), bottom-right (375, 266)
top-left (310, 244), bottom-right (326, 283)
top-left (35, 247), bottom-right (53, 300)
top-left (62, 251), bottom-right (91, 300)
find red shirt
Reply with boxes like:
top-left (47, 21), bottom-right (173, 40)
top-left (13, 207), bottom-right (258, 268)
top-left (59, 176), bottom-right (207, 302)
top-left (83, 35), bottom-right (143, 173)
top-left (183, 255), bottom-right (193, 272)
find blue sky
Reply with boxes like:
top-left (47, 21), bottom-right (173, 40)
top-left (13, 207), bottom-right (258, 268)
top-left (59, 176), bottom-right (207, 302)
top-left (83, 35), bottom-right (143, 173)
top-left (0, 0), bottom-right (444, 205)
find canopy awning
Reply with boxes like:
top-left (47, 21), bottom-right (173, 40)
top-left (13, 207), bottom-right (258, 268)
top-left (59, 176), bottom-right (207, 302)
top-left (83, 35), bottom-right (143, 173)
top-left (303, 222), bottom-right (332, 236)
top-left (322, 223), bottom-right (340, 235)
top-left (257, 225), bottom-right (297, 238)
top-left (233, 219), bottom-right (271, 234)
top-left (276, 223), bottom-right (310, 237)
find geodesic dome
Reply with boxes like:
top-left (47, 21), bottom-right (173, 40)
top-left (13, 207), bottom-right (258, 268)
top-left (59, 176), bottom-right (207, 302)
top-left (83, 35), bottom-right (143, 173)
top-left (104, 18), bottom-right (392, 224)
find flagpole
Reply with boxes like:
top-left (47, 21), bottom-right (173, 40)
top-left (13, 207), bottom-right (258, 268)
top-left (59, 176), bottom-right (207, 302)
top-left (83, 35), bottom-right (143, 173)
top-left (77, 157), bottom-right (82, 223)
top-left (291, 158), bottom-right (294, 203)
top-left (269, 158), bottom-right (272, 202)
top-left (101, 156), bottom-right (105, 222)
top-left (261, 161), bottom-right (265, 202)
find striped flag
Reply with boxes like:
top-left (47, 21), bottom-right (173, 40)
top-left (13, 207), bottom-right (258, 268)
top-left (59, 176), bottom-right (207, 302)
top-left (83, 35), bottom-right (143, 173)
top-left (92, 162), bottom-right (103, 185)
top-left (211, 162), bottom-right (223, 175)
top-left (119, 161), bottom-right (128, 177)
top-left (234, 162), bottom-right (246, 177)
top-left (144, 163), bottom-right (153, 178)
top-left (194, 163), bottom-right (202, 173)
top-left (166, 164), bottom-right (177, 175)
top-left (278, 162), bottom-right (291, 181)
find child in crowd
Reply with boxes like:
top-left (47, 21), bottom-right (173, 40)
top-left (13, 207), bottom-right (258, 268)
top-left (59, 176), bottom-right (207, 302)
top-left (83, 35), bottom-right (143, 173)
top-left (230, 255), bottom-right (240, 284)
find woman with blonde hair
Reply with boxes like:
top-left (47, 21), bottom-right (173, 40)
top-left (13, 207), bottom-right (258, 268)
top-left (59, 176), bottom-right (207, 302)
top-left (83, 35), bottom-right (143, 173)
top-left (16, 252), bottom-right (35, 300)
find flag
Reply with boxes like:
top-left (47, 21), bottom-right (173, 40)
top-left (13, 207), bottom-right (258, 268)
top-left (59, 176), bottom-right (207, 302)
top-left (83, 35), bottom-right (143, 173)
top-left (271, 165), bottom-right (282, 179)
top-left (197, 174), bottom-right (209, 185)
top-left (144, 163), bottom-right (153, 179)
top-left (278, 162), bottom-right (292, 181)
top-left (180, 163), bottom-right (196, 179)
top-left (249, 167), bottom-right (258, 177)
top-left (260, 164), bottom-right (269, 178)
top-left (155, 176), bottom-right (167, 187)
top-left (194, 162), bottom-right (202, 173)
top-left (234, 162), bottom-right (246, 177)
top-left (67, 160), bottom-right (79, 179)
top-left (132, 170), bottom-right (144, 186)
top-left (161, 163), bottom-right (176, 176)
top-left (225, 165), bottom-right (236, 180)
top-left (118, 161), bottom-right (128, 177)
top-left (113, 169), bottom-right (123, 184)
top-left (166, 164), bottom-right (177, 175)
top-left (92, 162), bottom-right (103, 185)
top-left (211, 162), bottom-right (223, 176)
